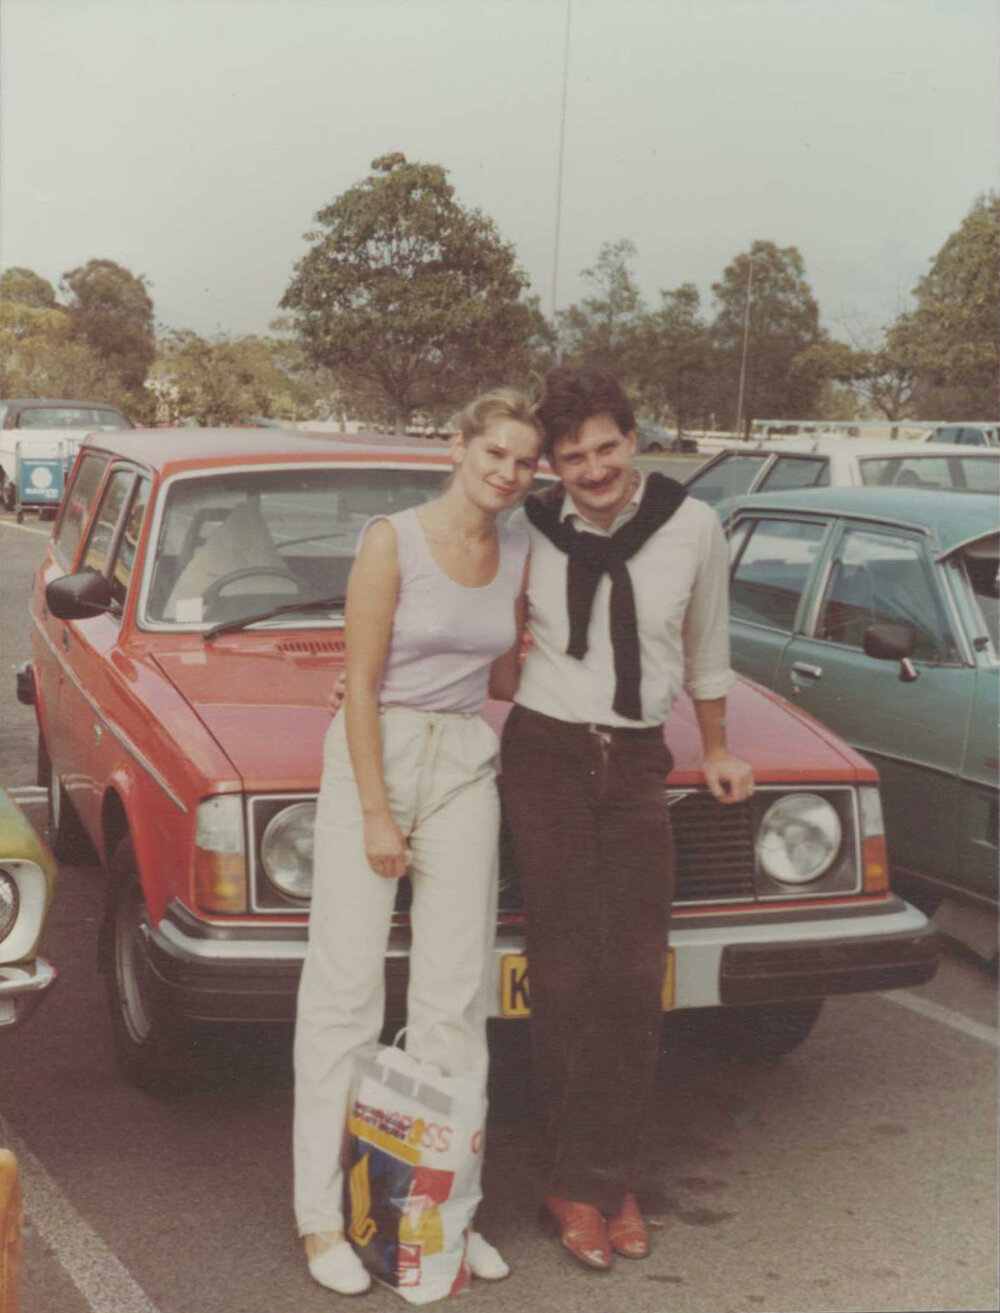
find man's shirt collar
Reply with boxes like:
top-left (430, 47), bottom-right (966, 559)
top-left (560, 471), bottom-right (645, 536)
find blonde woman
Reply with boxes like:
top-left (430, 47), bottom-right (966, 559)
top-left (293, 389), bottom-right (542, 1295)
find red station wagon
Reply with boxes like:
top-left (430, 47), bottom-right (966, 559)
top-left (18, 429), bottom-right (939, 1088)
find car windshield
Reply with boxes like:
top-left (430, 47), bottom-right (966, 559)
top-left (18, 406), bottom-right (130, 430)
top-left (143, 464), bottom-right (448, 628)
top-left (858, 454), bottom-right (1000, 494)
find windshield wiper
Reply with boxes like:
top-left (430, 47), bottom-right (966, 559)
top-left (203, 595), bottom-right (347, 641)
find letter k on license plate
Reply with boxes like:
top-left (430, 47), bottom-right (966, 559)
top-left (499, 951), bottom-right (675, 1018)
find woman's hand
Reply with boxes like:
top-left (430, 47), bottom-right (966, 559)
top-left (328, 671), bottom-right (347, 714)
top-left (364, 811), bottom-right (408, 879)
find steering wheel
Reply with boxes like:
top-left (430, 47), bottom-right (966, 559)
top-left (203, 566), bottom-right (304, 609)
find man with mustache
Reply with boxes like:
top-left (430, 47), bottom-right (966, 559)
top-left (499, 365), bottom-right (754, 1272)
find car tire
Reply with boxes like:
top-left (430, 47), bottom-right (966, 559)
top-left (668, 997), bottom-right (825, 1065)
top-left (38, 734), bottom-right (96, 864)
top-left (101, 837), bottom-right (195, 1092)
top-left (645, 442), bottom-right (664, 453)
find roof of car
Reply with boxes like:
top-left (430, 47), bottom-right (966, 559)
top-left (82, 426), bottom-right (454, 475)
top-left (716, 437), bottom-right (999, 458)
top-left (722, 485), bottom-right (1000, 557)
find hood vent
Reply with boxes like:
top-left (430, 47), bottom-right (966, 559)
top-left (276, 638), bottom-right (345, 655)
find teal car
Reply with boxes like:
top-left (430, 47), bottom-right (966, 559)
top-left (0, 787), bottom-right (57, 1030)
top-left (721, 487), bottom-right (998, 916)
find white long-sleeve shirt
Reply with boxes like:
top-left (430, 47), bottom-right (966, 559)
top-left (512, 476), bottom-right (734, 727)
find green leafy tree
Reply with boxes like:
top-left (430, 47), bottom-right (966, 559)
top-left (557, 239), bottom-right (643, 383)
top-left (60, 259), bottom-right (156, 413)
top-left (710, 240), bottom-right (823, 433)
top-left (280, 153), bottom-right (537, 433)
top-left (888, 193), bottom-right (999, 419)
top-left (633, 283), bottom-right (711, 434)
top-left (1, 267), bottom-right (58, 309)
top-left (155, 331), bottom-right (322, 427)
top-left (790, 336), bottom-right (917, 421)
top-left (1, 268), bottom-right (131, 407)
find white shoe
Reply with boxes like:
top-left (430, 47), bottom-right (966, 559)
top-left (467, 1231), bottom-right (510, 1281)
top-left (307, 1238), bottom-right (371, 1295)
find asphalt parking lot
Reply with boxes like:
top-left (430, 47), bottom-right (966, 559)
top-left (1, 498), bottom-right (997, 1313)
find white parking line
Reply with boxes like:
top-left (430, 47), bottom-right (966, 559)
top-left (0, 519), bottom-right (49, 536)
top-left (0, 1117), bottom-right (161, 1313)
top-left (881, 989), bottom-right (999, 1048)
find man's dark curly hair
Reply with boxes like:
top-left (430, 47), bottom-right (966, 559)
top-left (533, 365), bottom-right (636, 455)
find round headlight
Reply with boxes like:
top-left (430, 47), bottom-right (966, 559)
top-left (0, 870), bottom-right (19, 943)
top-left (756, 794), bottom-right (842, 885)
top-left (261, 803), bottom-right (316, 900)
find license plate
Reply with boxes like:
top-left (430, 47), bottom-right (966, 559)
top-left (500, 950), bottom-right (676, 1018)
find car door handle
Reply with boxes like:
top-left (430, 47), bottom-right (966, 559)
top-left (789, 662), bottom-right (823, 693)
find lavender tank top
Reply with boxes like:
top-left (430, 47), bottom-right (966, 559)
top-left (364, 508), bottom-right (529, 713)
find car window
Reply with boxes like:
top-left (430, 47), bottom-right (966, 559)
top-left (18, 406), bottom-right (129, 430)
top-left (52, 452), bottom-right (110, 566)
top-left (109, 477), bottom-right (151, 609)
top-left (859, 456), bottom-right (952, 489)
top-left (729, 517), bottom-right (827, 631)
top-left (816, 527), bottom-right (957, 662)
top-left (955, 458), bottom-right (1000, 493)
top-left (687, 453), bottom-right (769, 506)
top-left (82, 470), bottom-right (136, 579)
top-left (757, 456), bottom-right (830, 492)
top-left (144, 465), bottom-right (449, 626)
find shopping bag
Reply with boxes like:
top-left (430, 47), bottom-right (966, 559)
top-left (344, 1040), bottom-right (486, 1304)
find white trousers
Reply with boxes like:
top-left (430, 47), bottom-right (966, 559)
top-left (293, 706), bottom-right (501, 1236)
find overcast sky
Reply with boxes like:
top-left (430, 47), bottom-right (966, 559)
top-left (2, 0), bottom-right (997, 343)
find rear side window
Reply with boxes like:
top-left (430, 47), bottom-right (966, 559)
top-left (53, 452), bottom-right (110, 566)
top-left (82, 470), bottom-right (135, 578)
top-left (109, 478), bottom-right (151, 609)
top-left (729, 518), bottom-right (827, 631)
top-left (758, 456), bottom-right (830, 492)
top-left (687, 453), bottom-right (768, 506)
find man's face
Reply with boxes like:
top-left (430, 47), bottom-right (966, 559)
top-left (550, 413), bottom-right (638, 529)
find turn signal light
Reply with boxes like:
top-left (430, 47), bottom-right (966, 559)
top-left (858, 787), bottom-right (890, 893)
top-left (194, 795), bottom-right (247, 912)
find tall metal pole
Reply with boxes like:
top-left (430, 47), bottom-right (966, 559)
top-left (734, 254), bottom-right (754, 438)
top-left (549, 0), bottom-right (572, 328)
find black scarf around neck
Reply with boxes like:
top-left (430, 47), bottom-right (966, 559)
top-left (524, 472), bottom-right (687, 720)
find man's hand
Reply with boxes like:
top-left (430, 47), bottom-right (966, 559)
top-left (703, 747), bottom-right (755, 804)
top-left (328, 671), bottom-right (347, 714)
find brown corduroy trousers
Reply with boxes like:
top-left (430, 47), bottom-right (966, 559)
top-left (500, 704), bottom-right (675, 1214)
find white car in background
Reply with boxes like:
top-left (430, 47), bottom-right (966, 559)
top-left (919, 424), bottom-right (999, 448)
top-left (685, 437), bottom-right (999, 508)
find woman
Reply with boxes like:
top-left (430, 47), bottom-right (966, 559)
top-left (293, 388), bottom-right (542, 1296)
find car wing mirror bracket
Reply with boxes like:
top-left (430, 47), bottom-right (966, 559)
top-left (45, 569), bottom-right (114, 620)
top-left (862, 622), bottom-right (919, 683)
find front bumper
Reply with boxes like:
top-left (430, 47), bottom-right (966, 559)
top-left (146, 895), bottom-right (938, 1024)
top-left (0, 958), bottom-right (58, 1030)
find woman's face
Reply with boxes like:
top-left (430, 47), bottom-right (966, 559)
top-left (452, 417), bottom-right (541, 514)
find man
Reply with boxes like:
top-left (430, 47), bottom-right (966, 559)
top-left (500, 365), bottom-right (753, 1272)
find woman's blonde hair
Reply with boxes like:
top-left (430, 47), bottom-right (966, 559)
top-left (449, 387), bottom-right (543, 446)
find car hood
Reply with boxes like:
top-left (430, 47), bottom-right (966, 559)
top-left (151, 638), bottom-right (345, 790)
top-left (153, 640), bottom-right (872, 792)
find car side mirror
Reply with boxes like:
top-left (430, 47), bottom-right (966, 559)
top-left (46, 569), bottom-right (114, 620)
top-left (863, 622), bottom-right (918, 683)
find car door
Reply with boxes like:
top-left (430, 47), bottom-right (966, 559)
top-left (727, 513), bottom-right (832, 687)
top-left (35, 451), bottom-right (112, 774)
top-left (772, 519), bottom-right (969, 888)
top-left (685, 451), bottom-right (771, 507)
top-left (56, 467), bottom-right (150, 843)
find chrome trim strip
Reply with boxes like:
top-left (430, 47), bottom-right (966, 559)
top-left (30, 612), bottom-right (188, 814)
